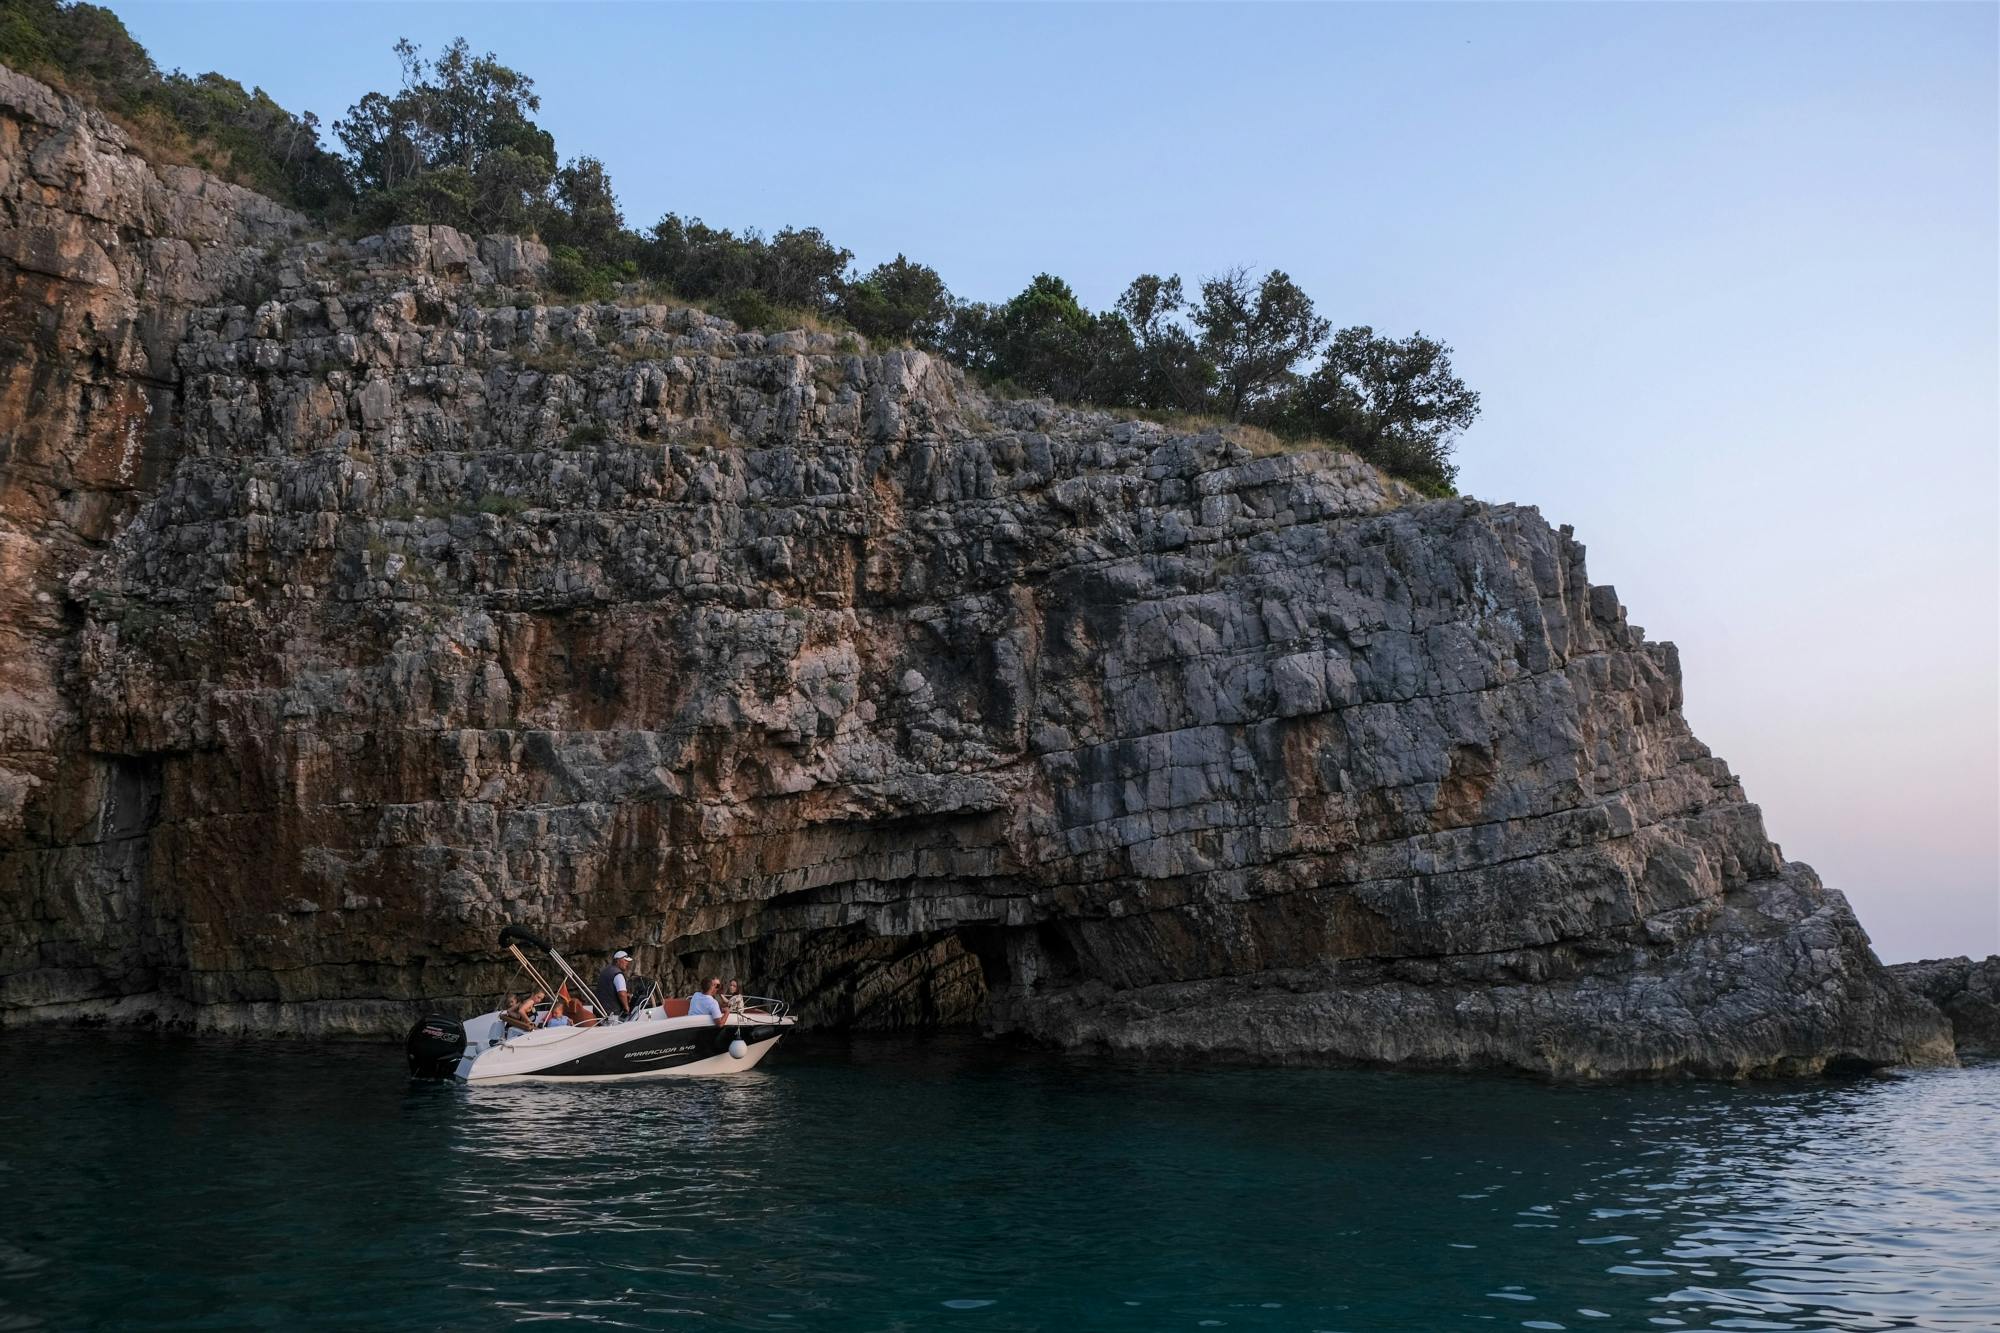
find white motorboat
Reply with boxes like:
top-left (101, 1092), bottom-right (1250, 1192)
top-left (405, 926), bottom-right (797, 1083)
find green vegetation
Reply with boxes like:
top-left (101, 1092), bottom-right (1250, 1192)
top-left (1, 5), bottom-right (1481, 488)
top-left (1270, 327), bottom-right (1481, 494)
top-left (839, 255), bottom-right (952, 345)
top-left (333, 37), bottom-right (551, 236)
top-left (0, 0), bottom-right (347, 211)
top-left (943, 271), bottom-right (1475, 492)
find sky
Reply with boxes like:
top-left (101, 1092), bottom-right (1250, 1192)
top-left (109, 2), bottom-right (1997, 962)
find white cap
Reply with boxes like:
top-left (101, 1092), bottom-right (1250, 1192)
top-left (613, 950), bottom-right (631, 960)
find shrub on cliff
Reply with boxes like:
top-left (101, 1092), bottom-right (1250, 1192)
top-left (1273, 327), bottom-right (1481, 492)
top-left (945, 268), bottom-right (1478, 489)
top-left (837, 256), bottom-right (952, 345)
top-left (547, 245), bottom-right (636, 300)
top-left (0, 0), bottom-right (350, 213)
top-left (636, 215), bottom-right (852, 316)
top-left (941, 274), bottom-right (1147, 404)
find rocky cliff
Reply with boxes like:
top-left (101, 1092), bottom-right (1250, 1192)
top-left (0, 67), bottom-right (1955, 1077)
top-left (1890, 957), bottom-right (1999, 1057)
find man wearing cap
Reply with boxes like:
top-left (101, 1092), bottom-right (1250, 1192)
top-left (595, 950), bottom-right (635, 1019)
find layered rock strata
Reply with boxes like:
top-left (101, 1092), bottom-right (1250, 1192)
top-left (0, 66), bottom-right (1955, 1076)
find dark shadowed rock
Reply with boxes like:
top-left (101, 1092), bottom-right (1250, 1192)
top-left (1889, 957), bottom-right (2000, 1056)
top-left (0, 66), bottom-right (1956, 1076)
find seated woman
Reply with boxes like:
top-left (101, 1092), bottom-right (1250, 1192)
top-left (500, 990), bottom-right (545, 1034)
top-left (724, 980), bottom-right (747, 1017)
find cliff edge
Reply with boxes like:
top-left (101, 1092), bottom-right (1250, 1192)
top-left (1890, 957), bottom-right (2000, 1057)
top-left (0, 67), bottom-right (1954, 1077)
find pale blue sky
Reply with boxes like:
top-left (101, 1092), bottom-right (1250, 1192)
top-left (111, 2), bottom-right (1997, 961)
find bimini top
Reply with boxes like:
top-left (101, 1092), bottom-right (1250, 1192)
top-left (498, 924), bottom-right (554, 954)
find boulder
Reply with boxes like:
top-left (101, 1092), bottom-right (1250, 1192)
top-left (1889, 956), bottom-right (2000, 1055)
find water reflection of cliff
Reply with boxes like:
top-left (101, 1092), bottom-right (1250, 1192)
top-left (6, 1032), bottom-right (1989, 1330)
top-left (423, 1039), bottom-right (1998, 1330)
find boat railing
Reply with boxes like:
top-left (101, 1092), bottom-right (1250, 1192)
top-left (737, 995), bottom-right (789, 1020)
top-left (605, 994), bottom-right (789, 1023)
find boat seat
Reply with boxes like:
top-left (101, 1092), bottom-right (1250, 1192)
top-left (662, 998), bottom-right (690, 1018)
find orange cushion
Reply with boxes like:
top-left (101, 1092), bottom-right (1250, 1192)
top-left (663, 998), bottom-right (690, 1018)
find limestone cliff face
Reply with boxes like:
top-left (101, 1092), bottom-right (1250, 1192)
top-left (0, 67), bottom-right (1954, 1077)
top-left (0, 66), bottom-right (301, 1032)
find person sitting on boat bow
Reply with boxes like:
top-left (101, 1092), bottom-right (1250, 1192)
top-left (688, 977), bottom-right (727, 1025)
top-left (596, 950), bottom-right (635, 1019)
top-left (724, 980), bottom-right (746, 1017)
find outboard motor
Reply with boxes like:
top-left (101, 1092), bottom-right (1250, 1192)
top-left (405, 1014), bottom-right (467, 1079)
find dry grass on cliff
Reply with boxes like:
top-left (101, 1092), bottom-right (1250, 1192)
top-left (1115, 409), bottom-right (1441, 498)
top-left (515, 344), bottom-right (585, 375)
top-left (31, 69), bottom-right (267, 189)
top-left (766, 306), bottom-right (845, 336)
top-left (601, 283), bottom-right (850, 338)
top-left (671, 418), bottom-right (737, 452)
top-left (606, 282), bottom-right (700, 311)
top-left (1122, 409), bottom-right (1340, 460)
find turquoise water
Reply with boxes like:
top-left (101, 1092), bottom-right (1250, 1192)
top-left (0, 1032), bottom-right (1994, 1331)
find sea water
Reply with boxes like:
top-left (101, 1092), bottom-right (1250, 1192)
top-left (0, 1030), bottom-right (1994, 1331)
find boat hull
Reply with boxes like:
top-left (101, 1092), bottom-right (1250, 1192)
top-left (454, 1011), bottom-right (794, 1083)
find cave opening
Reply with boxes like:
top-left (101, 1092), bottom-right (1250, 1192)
top-left (664, 920), bottom-right (1027, 1034)
top-left (100, 754), bottom-right (164, 843)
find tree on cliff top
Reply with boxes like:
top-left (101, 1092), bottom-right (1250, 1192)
top-left (638, 214), bottom-right (854, 322)
top-left (547, 156), bottom-right (624, 257)
top-left (1, 16), bottom-right (1483, 489)
top-left (994, 274), bottom-right (1097, 401)
top-left (968, 274), bottom-right (1146, 405)
top-left (335, 38), bottom-right (556, 235)
top-left (837, 256), bottom-right (953, 345)
top-left (1278, 327), bottom-right (1481, 491)
top-left (1194, 267), bottom-right (1330, 421)
top-left (1114, 274), bottom-right (1216, 413)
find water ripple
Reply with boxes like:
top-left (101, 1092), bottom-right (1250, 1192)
top-left (0, 1033), bottom-right (1994, 1331)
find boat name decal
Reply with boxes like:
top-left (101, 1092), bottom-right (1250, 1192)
top-left (624, 1046), bottom-right (695, 1062)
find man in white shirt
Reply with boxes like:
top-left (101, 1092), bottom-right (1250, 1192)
top-left (687, 977), bottom-right (726, 1024)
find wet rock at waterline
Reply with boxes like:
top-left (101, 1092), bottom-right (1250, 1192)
top-left (0, 66), bottom-right (1956, 1077)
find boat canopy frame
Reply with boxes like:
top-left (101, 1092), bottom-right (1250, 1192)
top-left (498, 925), bottom-right (631, 1025)
top-left (495, 925), bottom-right (791, 1024)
